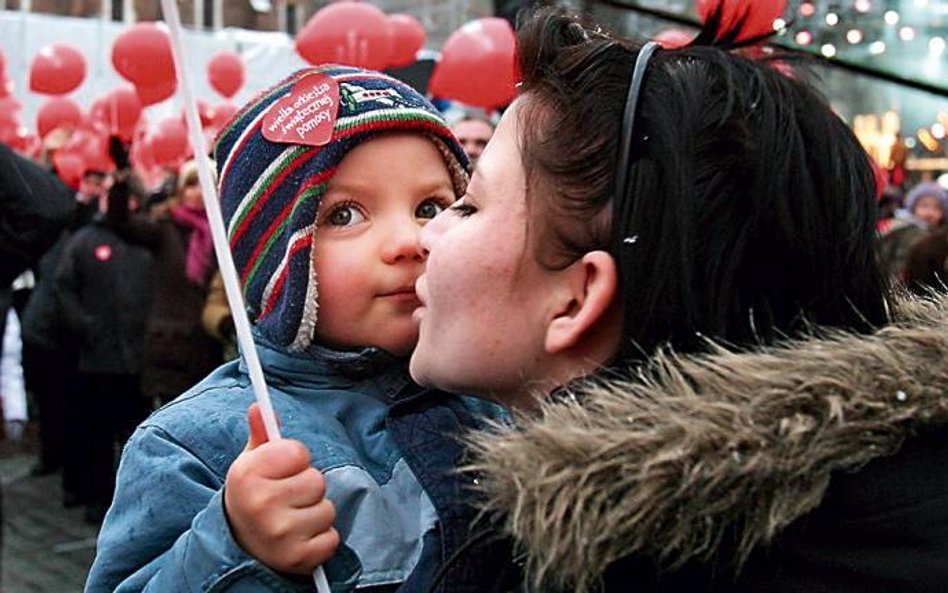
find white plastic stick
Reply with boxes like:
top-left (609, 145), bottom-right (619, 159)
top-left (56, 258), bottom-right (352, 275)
top-left (159, 0), bottom-right (280, 441)
top-left (161, 8), bottom-right (334, 590)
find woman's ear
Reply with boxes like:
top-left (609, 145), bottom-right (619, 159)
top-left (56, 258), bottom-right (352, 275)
top-left (545, 250), bottom-right (619, 355)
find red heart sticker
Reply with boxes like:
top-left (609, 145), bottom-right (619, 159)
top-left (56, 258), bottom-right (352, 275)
top-left (94, 244), bottom-right (112, 262)
top-left (261, 73), bottom-right (340, 147)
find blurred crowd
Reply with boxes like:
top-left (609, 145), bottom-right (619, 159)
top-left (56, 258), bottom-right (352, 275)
top-left (877, 179), bottom-right (948, 291)
top-left (0, 111), bottom-right (495, 526)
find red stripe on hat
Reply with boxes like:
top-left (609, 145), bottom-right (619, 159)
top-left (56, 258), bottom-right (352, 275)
top-left (259, 233), bottom-right (312, 318)
top-left (230, 148), bottom-right (323, 248)
top-left (239, 167), bottom-right (336, 283)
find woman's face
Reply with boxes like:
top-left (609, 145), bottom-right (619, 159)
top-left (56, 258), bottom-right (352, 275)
top-left (181, 180), bottom-right (204, 209)
top-left (410, 101), bottom-right (563, 406)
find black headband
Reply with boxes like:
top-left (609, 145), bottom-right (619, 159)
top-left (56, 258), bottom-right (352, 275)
top-left (614, 41), bottom-right (660, 207)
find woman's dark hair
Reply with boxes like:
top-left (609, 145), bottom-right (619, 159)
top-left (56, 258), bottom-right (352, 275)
top-left (516, 7), bottom-right (889, 363)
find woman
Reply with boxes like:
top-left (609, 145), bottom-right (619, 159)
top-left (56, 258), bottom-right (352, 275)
top-left (410, 8), bottom-right (948, 592)
top-left (116, 160), bottom-right (222, 406)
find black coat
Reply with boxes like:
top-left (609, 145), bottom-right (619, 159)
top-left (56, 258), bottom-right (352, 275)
top-left (601, 427), bottom-right (948, 592)
top-left (55, 218), bottom-right (153, 375)
top-left (0, 143), bottom-right (75, 288)
top-left (112, 212), bottom-right (221, 402)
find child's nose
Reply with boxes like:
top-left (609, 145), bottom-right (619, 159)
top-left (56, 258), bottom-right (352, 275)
top-left (381, 221), bottom-right (424, 264)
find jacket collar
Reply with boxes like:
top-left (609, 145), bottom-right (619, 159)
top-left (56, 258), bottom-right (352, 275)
top-left (467, 292), bottom-right (948, 592)
top-left (240, 334), bottom-right (412, 401)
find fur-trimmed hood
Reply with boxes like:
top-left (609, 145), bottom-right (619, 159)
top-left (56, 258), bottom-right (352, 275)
top-left (466, 293), bottom-right (948, 592)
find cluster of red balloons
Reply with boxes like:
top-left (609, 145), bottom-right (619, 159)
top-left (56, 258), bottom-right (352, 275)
top-left (294, 2), bottom-right (515, 109)
top-left (295, 3), bottom-right (426, 71)
top-left (4, 23), bottom-right (248, 188)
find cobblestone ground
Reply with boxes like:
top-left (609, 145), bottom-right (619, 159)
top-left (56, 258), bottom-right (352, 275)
top-left (0, 428), bottom-right (99, 593)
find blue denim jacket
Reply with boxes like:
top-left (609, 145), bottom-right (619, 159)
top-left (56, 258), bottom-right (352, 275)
top-left (85, 339), bottom-right (502, 593)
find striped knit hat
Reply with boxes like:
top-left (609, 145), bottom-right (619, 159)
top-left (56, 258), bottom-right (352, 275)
top-left (214, 66), bottom-right (469, 352)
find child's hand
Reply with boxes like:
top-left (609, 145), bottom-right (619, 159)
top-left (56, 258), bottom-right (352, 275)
top-left (224, 403), bottom-right (339, 575)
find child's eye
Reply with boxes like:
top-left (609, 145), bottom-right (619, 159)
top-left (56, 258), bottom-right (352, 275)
top-left (449, 198), bottom-right (477, 218)
top-left (415, 198), bottom-right (449, 220)
top-left (327, 203), bottom-right (365, 227)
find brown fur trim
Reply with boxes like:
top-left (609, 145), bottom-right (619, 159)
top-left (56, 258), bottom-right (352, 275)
top-left (466, 293), bottom-right (948, 592)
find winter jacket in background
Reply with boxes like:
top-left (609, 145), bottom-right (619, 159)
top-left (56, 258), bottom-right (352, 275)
top-left (111, 211), bottom-right (221, 403)
top-left (201, 271), bottom-right (236, 361)
top-left (904, 226), bottom-right (948, 294)
top-left (55, 217), bottom-right (153, 375)
top-left (0, 142), bottom-right (76, 288)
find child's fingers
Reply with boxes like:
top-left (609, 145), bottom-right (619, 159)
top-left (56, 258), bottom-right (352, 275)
top-left (250, 439), bottom-right (312, 480)
top-left (278, 527), bottom-right (341, 576)
top-left (245, 403), bottom-right (269, 450)
top-left (277, 467), bottom-right (328, 509)
top-left (301, 527), bottom-right (341, 569)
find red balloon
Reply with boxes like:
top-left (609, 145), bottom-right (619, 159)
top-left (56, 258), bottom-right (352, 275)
top-left (36, 97), bottom-right (82, 139)
top-left (135, 78), bottom-right (177, 106)
top-left (0, 96), bottom-right (22, 125)
top-left (428, 18), bottom-right (517, 109)
top-left (52, 151), bottom-right (86, 189)
top-left (65, 128), bottom-right (113, 173)
top-left (0, 76), bottom-right (12, 99)
top-left (0, 118), bottom-right (29, 154)
top-left (29, 43), bottom-right (87, 95)
top-left (0, 49), bottom-right (6, 80)
top-left (149, 117), bottom-right (190, 167)
top-left (112, 22), bottom-right (176, 87)
top-left (653, 28), bottom-right (695, 49)
top-left (210, 102), bottom-right (239, 130)
top-left (296, 2), bottom-right (394, 70)
top-left (90, 87), bottom-right (142, 140)
top-left (179, 99), bottom-right (215, 130)
top-left (207, 51), bottom-right (245, 99)
top-left (388, 14), bottom-right (426, 68)
top-left (696, 0), bottom-right (788, 42)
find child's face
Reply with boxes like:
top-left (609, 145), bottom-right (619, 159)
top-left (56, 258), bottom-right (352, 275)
top-left (312, 133), bottom-right (456, 357)
top-left (913, 195), bottom-right (945, 227)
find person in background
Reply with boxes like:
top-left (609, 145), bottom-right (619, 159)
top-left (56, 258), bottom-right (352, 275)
top-left (55, 171), bottom-right (154, 524)
top-left (0, 139), bottom-right (76, 581)
top-left (903, 181), bottom-right (948, 230)
top-left (76, 169), bottom-right (109, 223)
top-left (201, 271), bottom-right (237, 361)
top-left (878, 181), bottom-right (948, 283)
top-left (113, 160), bottom-right (222, 406)
top-left (451, 115), bottom-right (495, 167)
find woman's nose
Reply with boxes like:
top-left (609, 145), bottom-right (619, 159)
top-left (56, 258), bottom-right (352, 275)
top-left (418, 208), bottom-right (450, 260)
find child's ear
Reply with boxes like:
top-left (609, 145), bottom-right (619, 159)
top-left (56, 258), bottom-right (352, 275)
top-left (545, 250), bottom-right (619, 355)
